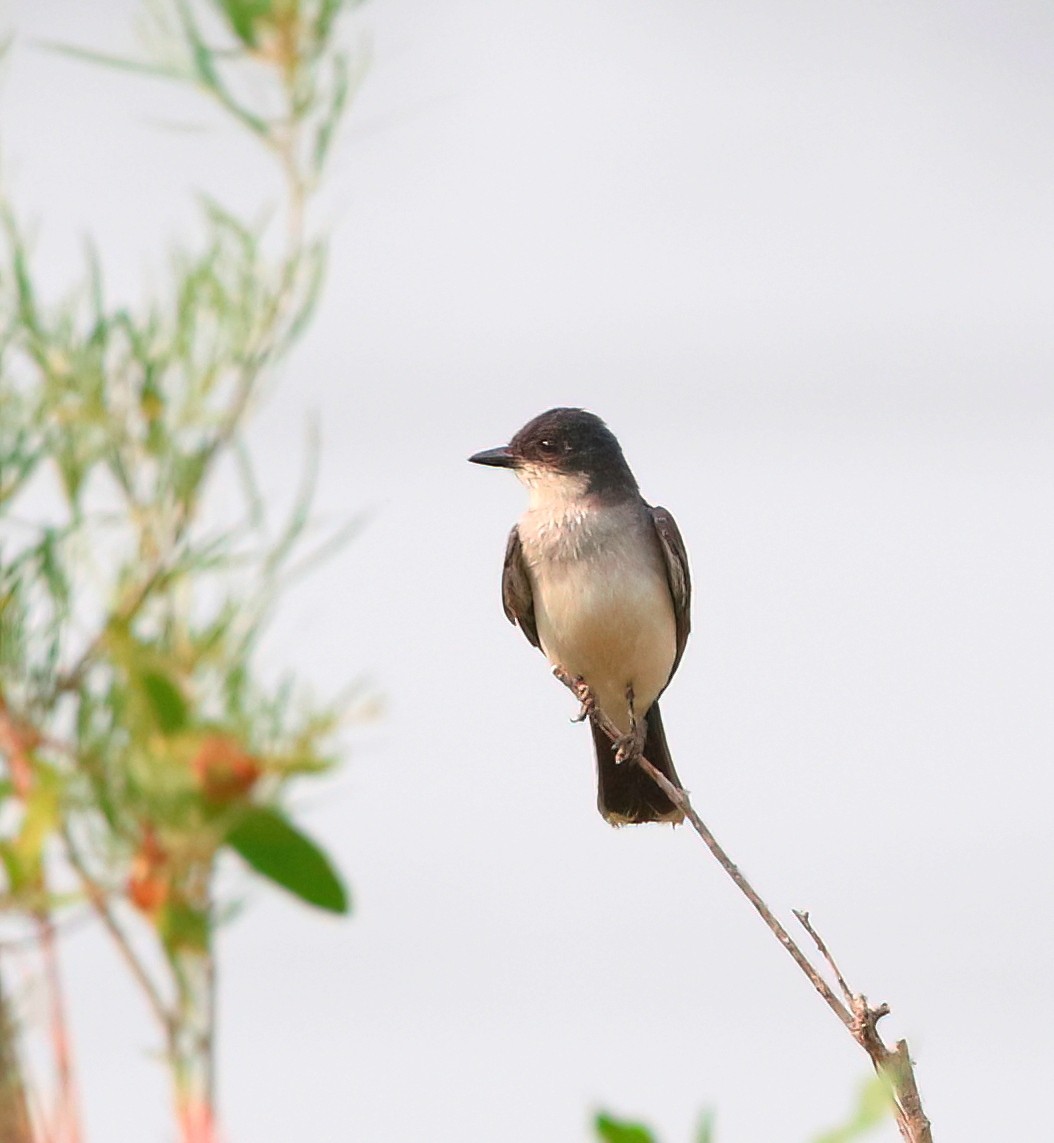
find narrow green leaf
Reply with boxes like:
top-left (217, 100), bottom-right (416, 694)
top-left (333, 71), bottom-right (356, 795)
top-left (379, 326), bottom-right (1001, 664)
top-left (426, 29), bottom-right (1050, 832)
top-left (141, 670), bottom-right (189, 734)
top-left (696, 1110), bottom-right (716, 1143)
top-left (227, 806), bottom-right (349, 914)
top-left (313, 0), bottom-right (344, 47)
top-left (277, 513), bottom-right (365, 594)
top-left (6, 218), bottom-right (42, 339)
top-left (312, 53), bottom-right (350, 176)
top-left (38, 41), bottom-right (183, 80)
top-left (82, 235), bottom-right (107, 333)
top-left (265, 417), bottom-right (320, 576)
top-left (214, 0), bottom-right (260, 46)
top-left (176, 0), bottom-right (270, 136)
top-left (594, 1113), bottom-right (656, 1143)
top-left (232, 439), bottom-right (266, 531)
top-left (38, 529), bottom-right (70, 608)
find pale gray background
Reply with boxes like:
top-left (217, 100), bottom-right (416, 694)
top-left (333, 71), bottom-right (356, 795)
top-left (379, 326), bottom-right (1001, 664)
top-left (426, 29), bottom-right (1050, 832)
top-left (2, 1), bottom-right (1052, 1141)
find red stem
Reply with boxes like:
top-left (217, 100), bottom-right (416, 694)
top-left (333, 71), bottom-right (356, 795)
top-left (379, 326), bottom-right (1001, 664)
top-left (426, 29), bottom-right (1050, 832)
top-left (36, 913), bottom-right (82, 1143)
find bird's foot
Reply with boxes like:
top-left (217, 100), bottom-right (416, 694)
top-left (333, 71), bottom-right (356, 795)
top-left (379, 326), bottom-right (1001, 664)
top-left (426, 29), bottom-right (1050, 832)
top-left (570, 677), bottom-right (596, 723)
top-left (552, 666), bottom-right (597, 723)
top-left (613, 722), bottom-right (646, 766)
top-left (614, 685), bottom-right (645, 763)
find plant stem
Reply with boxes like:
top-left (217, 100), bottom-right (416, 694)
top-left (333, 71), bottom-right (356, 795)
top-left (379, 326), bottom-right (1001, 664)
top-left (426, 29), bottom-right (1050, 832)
top-left (168, 948), bottom-right (218, 1143)
top-left (60, 826), bottom-right (173, 1036)
top-left (35, 911), bottom-right (82, 1143)
top-left (0, 959), bottom-right (33, 1143)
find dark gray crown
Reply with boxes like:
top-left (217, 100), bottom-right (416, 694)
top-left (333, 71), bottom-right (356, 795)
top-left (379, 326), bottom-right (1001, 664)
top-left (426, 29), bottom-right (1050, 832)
top-left (508, 408), bottom-right (638, 497)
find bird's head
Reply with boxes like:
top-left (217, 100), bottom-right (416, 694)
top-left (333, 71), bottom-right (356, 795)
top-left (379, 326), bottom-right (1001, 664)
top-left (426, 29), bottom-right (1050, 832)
top-left (468, 408), bottom-right (637, 500)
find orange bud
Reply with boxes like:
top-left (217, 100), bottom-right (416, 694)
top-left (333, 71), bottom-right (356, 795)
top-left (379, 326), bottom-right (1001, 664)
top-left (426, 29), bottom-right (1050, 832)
top-left (191, 735), bottom-right (261, 803)
top-left (128, 826), bottom-right (168, 917)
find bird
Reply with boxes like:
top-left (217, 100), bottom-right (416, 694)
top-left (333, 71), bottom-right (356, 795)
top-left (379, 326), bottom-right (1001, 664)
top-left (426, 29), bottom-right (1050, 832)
top-left (469, 407), bottom-right (691, 824)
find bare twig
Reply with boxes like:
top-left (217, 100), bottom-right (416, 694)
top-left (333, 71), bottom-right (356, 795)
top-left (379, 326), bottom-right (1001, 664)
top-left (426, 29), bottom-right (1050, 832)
top-left (0, 960), bottom-right (33, 1143)
top-left (0, 698), bottom-right (38, 799)
top-left (203, 896), bottom-right (217, 1125)
top-left (0, 911), bottom-right (95, 953)
top-left (35, 913), bottom-right (82, 1143)
top-left (51, 563), bottom-right (167, 698)
top-left (552, 669), bottom-right (933, 1143)
top-left (60, 827), bottom-right (173, 1038)
top-left (793, 908), bottom-right (854, 1007)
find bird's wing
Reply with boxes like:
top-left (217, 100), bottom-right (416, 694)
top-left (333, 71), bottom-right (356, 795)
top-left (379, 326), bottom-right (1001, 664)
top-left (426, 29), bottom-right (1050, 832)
top-left (648, 505), bottom-right (691, 677)
top-left (501, 525), bottom-right (540, 649)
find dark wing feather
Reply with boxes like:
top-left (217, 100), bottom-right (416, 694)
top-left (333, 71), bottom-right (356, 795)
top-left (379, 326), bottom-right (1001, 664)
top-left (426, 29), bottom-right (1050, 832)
top-left (648, 505), bottom-right (691, 677)
top-left (501, 526), bottom-right (540, 649)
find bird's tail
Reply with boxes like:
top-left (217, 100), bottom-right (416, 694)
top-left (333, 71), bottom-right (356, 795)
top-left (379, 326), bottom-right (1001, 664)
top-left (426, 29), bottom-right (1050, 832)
top-left (592, 700), bottom-right (685, 825)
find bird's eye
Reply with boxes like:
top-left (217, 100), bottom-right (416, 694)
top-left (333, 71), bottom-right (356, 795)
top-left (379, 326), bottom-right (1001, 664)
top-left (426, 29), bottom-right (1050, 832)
top-left (537, 439), bottom-right (559, 455)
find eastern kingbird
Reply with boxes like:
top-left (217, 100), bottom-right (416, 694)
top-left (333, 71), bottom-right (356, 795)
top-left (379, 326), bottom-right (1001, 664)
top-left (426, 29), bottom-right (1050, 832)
top-left (469, 408), bottom-right (690, 825)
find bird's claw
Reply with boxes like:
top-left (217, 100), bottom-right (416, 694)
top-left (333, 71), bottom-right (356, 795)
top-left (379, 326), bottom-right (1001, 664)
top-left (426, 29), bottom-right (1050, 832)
top-left (612, 684), bottom-right (645, 763)
top-left (552, 666), bottom-right (596, 723)
top-left (569, 676), bottom-right (596, 723)
top-left (613, 730), bottom-right (645, 765)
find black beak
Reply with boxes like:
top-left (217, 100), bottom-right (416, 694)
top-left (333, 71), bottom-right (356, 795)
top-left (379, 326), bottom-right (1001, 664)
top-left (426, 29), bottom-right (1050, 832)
top-left (468, 446), bottom-right (518, 469)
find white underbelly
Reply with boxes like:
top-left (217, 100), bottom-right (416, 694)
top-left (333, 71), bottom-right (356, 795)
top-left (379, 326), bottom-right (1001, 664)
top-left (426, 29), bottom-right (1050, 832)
top-left (532, 557), bottom-right (677, 734)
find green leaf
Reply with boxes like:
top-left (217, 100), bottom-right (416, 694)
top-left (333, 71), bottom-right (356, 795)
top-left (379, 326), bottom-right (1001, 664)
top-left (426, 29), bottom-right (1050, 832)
top-left (141, 670), bottom-right (189, 734)
top-left (214, 0), bottom-right (275, 47)
top-left (227, 806), bottom-right (349, 914)
top-left (4, 778), bottom-right (60, 893)
top-left (811, 1076), bottom-right (892, 1143)
top-left (594, 1114), bottom-right (657, 1143)
top-left (696, 1110), bottom-right (716, 1143)
top-left (0, 841), bottom-right (32, 895)
top-left (172, 447), bottom-right (211, 505)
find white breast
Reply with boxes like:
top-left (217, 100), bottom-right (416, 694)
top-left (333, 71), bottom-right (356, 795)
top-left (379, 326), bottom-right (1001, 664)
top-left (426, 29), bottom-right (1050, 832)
top-left (516, 474), bottom-right (677, 734)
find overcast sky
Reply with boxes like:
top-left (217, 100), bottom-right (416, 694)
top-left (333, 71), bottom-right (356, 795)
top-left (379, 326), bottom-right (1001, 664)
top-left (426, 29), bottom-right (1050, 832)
top-left (3, 1), bottom-right (1053, 1141)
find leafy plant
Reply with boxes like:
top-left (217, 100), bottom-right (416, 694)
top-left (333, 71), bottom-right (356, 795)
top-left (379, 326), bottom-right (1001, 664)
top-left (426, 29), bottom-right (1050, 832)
top-left (0, 2), bottom-right (369, 1139)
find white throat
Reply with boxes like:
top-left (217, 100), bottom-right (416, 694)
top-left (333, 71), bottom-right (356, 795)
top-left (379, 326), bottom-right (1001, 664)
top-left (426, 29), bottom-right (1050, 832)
top-left (515, 464), bottom-right (629, 565)
top-left (515, 463), bottom-right (591, 515)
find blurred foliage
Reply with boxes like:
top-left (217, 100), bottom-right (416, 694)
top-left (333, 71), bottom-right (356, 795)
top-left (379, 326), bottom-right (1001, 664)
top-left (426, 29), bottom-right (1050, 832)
top-left (594, 1075), bottom-right (890, 1143)
top-left (811, 1076), bottom-right (892, 1143)
top-left (595, 1114), bottom-right (662, 1143)
top-left (0, 0), bottom-right (368, 1136)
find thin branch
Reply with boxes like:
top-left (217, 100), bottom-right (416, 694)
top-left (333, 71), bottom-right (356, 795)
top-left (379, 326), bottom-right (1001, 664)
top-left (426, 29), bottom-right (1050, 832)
top-left (793, 908), bottom-right (854, 1007)
top-left (34, 912), bottom-right (82, 1143)
top-left (203, 898), bottom-right (217, 1121)
top-left (553, 668), bottom-right (851, 1023)
top-left (0, 698), bottom-right (37, 799)
top-left (552, 669), bottom-right (933, 1143)
top-left (59, 827), bottom-right (173, 1037)
top-left (0, 958), bottom-right (33, 1143)
top-left (51, 563), bottom-right (168, 698)
top-left (0, 911), bottom-right (95, 954)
